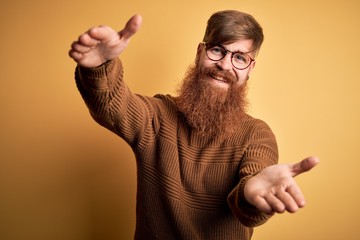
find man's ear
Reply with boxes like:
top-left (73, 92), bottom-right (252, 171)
top-left (197, 43), bottom-right (203, 52)
top-left (248, 60), bottom-right (256, 74)
top-left (245, 61), bottom-right (256, 81)
top-left (195, 43), bottom-right (204, 62)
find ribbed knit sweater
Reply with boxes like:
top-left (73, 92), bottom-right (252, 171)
top-left (75, 58), bottom-right (279, 240)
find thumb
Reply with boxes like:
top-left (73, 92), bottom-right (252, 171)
top-left (291, 156), bottom-right (320, 177)
top-left (119, 14), bottom-right (142, 41)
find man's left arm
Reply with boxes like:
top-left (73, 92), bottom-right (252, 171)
top-left (228, 120), bottom-right (319, 227)
top-left (228, 119), bottom-right (279, 227)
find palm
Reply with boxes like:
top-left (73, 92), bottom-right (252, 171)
top-left (69, 15), bottom-right (142, 68)
top-left (249, 165), bottom-right (295, 193)
top-left (76, 28), bottom-right (123, 67)
top-left (244, 156), bottom-right (319, 214)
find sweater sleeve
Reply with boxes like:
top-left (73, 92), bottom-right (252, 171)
top-left (227, 119), bottom-right (278, 228)
top-left (75, 58), bottom-right (159, 149)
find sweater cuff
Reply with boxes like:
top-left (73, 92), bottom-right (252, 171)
top-left (76, 58), bottom-right (121, 91)
top-left (228, 174), bottom-right (273, 227)
top-left (236, 175), bottom-right (260, 212)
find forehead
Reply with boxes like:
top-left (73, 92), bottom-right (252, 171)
top-left (222, 39), bottom-right (254, 53)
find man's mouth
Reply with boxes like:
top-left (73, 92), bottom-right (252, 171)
top-left (210, 73), bottom-right (231, 84)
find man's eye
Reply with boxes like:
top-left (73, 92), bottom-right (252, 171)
top-left (234, 53), bottom-right (247, 63)
top-left (210, 46), bottom-right (224, 55)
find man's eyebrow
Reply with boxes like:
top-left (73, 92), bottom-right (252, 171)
top-left (221, 44), bottom-right (253, 54)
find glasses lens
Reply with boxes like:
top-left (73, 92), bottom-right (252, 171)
top-left (206, 45), bottom-right (226, 61)
top-left (232, 53), bottom-right (251, 69)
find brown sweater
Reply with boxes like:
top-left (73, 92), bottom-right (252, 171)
top-left (75, 58), bottom-right (278, 240)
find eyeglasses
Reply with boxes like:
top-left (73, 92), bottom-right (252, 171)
top-left (201, 42), bottom-right (255, 70)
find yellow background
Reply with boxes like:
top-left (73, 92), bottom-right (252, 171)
top-left (1, 0), bottom-right (359, 239)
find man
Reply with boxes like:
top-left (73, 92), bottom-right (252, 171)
top-left (69, 10), bottom-right (319, 240)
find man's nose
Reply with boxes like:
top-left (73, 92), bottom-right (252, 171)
top-left (216, 53), bottom-right (233, 70)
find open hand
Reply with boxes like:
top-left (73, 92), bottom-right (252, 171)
top-left (69, 14), bottom-right (142, 68)
top-left (244, 156), bottom-right (320, 214)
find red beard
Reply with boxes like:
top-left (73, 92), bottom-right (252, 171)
top-left (176, 64), bottom-right (249, 139)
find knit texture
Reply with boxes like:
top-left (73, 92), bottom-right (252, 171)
top-left (75, 58), bottom-right (279, 240)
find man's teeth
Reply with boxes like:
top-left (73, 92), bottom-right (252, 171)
top-left (214, 76), bottom-right (227, 82)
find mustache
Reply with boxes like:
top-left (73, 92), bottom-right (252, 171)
top-left (200, 66), bottom-right (238, 85)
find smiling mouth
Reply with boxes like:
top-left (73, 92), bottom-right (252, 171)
top-left (210, 74), bottom-right (230, 84)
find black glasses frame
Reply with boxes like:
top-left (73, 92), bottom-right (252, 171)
top-left (200, 42), bottom-right (255, 70)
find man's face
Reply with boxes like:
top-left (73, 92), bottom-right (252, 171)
top-left (196, 39), bottom-right (256, 90)
top-left (176, 39), bottom-right (255, 139)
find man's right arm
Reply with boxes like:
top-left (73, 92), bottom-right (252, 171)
top-left (74, 58), bottom-right (124, 132)
top-left (70, 15), bottom-right (160, 147)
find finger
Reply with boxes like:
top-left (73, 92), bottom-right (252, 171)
top-left (276, 189), bottom-right (300, 213)
top-left (78, 32), bottom-right (100, 47)
top-left (86, 25), bottom-right (116, 42)
top-left (265, 194), bottom-right (286, 213)
top-left (291, 156), bottom-right (320, 177)
top-left (252, 196), bottom-right (274, 215)
top-left (286, 184), bottom-right (306, 208)
top-left (68, 49), bottom-right (84, 61)
top-left (71, 41), bottom-right (91, 54)
top-left (119, 14), bottom-right (142, 41)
